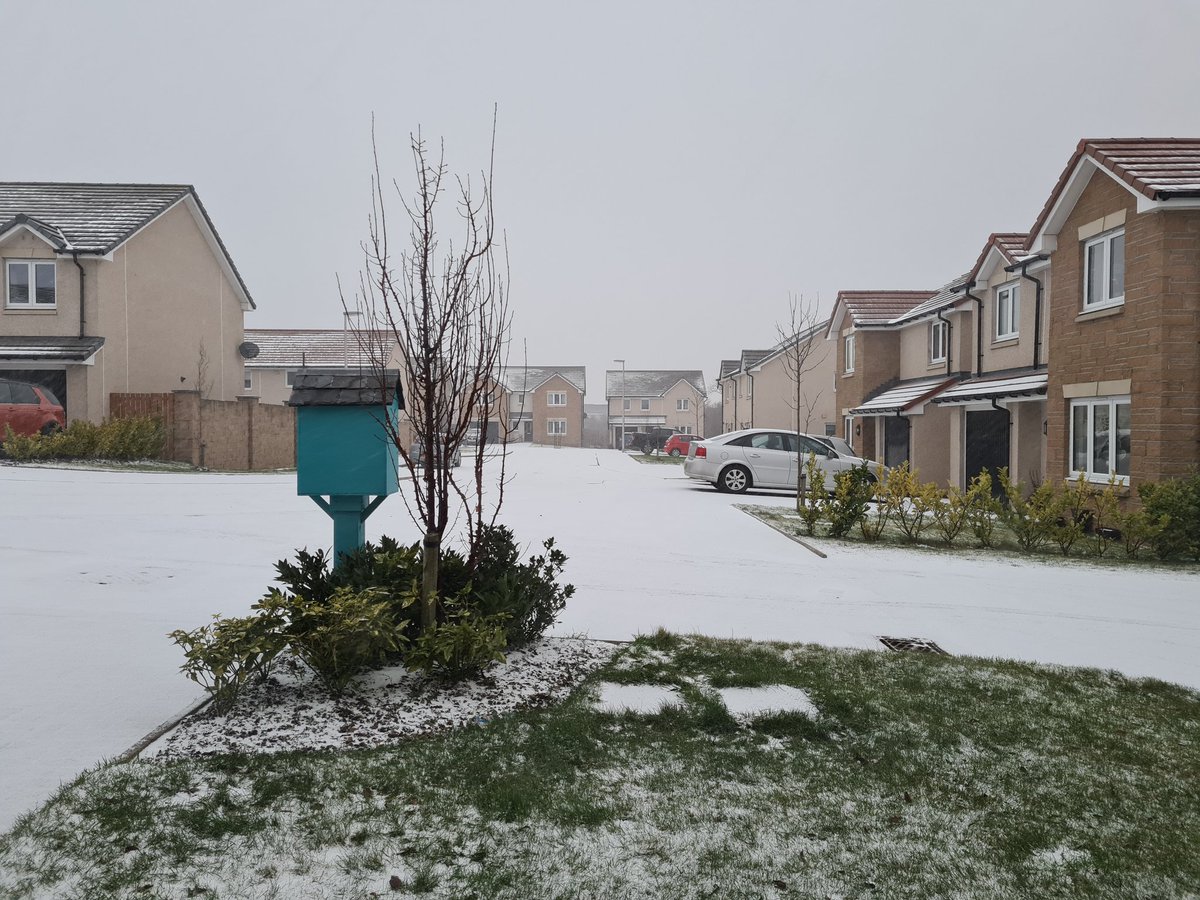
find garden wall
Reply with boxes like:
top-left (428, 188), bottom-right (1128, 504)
top-left (110, 391), bottom-right (296, 471)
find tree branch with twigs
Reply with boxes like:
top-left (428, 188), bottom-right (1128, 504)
top-left (775, 294), bottom-right (828, 512)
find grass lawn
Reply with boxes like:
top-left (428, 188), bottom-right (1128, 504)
top-left (2, 634), bottom-right (1197, 899)
top-left (629, 453), bottom-right (684, 465)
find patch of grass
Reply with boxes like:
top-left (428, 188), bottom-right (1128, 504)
top-left (2, 634), bottom-right (1198, 898)
top-left (629, 453), bottom-right (684, 465)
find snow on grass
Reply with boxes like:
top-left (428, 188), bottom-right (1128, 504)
top-left (592, 682), bottom-right (681, 714)
top-left (716, 685), bottom-right (817, 720)
top-left (145, 637), bottom-right (617, 759)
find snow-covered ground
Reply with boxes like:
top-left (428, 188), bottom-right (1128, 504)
top-left (2, 446), bottom-right (1198, 831)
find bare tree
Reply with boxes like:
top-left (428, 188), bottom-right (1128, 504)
top-left (349, 117), bottom-right (511, 632)
top-left (776, 294), bottom-right (827, 511)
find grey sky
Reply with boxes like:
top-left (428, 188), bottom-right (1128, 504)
top-left (6, 0), bottom-right (1200, 399)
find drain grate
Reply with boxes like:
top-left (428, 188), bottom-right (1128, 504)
top-left (878, 636), bottom-right (949, 655)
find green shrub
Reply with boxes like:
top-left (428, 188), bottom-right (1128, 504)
top-left (256, 587), bottom-right (407, 693)
top-left (858, 475), bottom-right (890, 542)
top-left (965, 471), bottom-right (1000, 548)
top-left (931, 485), bottom-right (970, 546)
top-left (796, 453), bottom-right (826, 537)
top-left (168, 612), bottom-right (287, 713)
top-left (1118, 507), bottom-right (1167, 560)
top-left (2, 417), bottom-right (163, 461)
top-left (884, 462), bottom-right (939, 543)
top-left (406, 600), bottom-right (508, 680)
top-left (470, 526), bottom-right (575, 648)
top-left (826, 463), bottom-right (875, 538)
top-left (1089, 478), bottom-right (1123, 557)
top-left (1139, 474), bottom-right (1200, 561)
top-left (998, 470), bottom-right (1058, 554)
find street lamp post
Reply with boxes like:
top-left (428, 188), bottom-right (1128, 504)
top-left (613, 358), bottom-right (626, 449)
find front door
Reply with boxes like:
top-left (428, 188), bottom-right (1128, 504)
top-left (965, 408), bottom-right (1010, 494)
top-left (883, 416), bottom-right (910, 468)
top-left (523, 421), bottom-right (533, 442)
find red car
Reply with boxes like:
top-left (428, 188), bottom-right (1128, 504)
top-left (0, 379), bottom-right (66, 439)
top-left (663, 433), bottom-right (701, 457)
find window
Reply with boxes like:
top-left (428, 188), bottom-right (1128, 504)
top-left (844, 416), bottom-right (854, 442)
top-left (844, 335), bottom-right (855, 373)
top-left (516, 392), bottom-right (525, 405)
top-left (995, 283), bottom-right (1019, 340)
top-left (547, 419), bottom-right (567, 436)
top-left (285, 370), bottom-right (299, 387)
top-left (1069, 396), bottom-right (1130, 483)
top-left (825, 422), bottom-right (836, 437)
top-left (243, 372), bottom-right (254, 392)
top-left (929, 320), bottom-right (947, 363)
top-left (640, 398), bottom-right (650, 411)
top-left (6, 260), bottom-right (56, 307)
top-left (622, 398), bottom-right (631, 411)
top-left (681, 425), bottom-right (692, 434)
top-left (677, 398), bottom-right (689, 411)
top-left (1083, 228), bottom-right (1125, 309)
top-left (547, 392), bottom-right (566, 406)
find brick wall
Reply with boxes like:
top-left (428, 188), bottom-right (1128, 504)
top-left (1045, 174), bottom-right (1200, 486)
top-left (837, 329), bottom-right (901, 459)
top-left (111, 391), bottom-right (296, 470)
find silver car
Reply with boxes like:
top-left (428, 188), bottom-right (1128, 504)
top-left (683, 428), bottom-right (879, 494)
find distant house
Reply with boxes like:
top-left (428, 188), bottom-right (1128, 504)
top-left (242, 328), bottom-right (401, 405)
top-left (498, 366), bottom-right (586, 446)
top-left (717, 321), bottom-right (836, 436)
top-left (605, 369), bottom-right (706, 448)
top-left (0, 183), bottom-right (253, 422)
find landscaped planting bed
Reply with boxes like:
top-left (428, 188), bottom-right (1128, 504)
top-left (2, 633), bottom-right (1197, 899)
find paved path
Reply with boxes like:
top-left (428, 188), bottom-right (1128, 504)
top-left (2, 448), bottom-right (1198, 830)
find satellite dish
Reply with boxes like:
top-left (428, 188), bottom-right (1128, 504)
top-left (238, 341), bottom-right (260, 359)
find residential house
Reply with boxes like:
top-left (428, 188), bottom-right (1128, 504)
top-left (1027, 138), bottom-right (1200, 490)
top-left (717, 322), bottom-right (837, 437)
top-left (0, 183), bottom-right (253, 422)
top-left (606, 369), bottom-right (706, 448)
top-left (243, 328), bottom-right (401, 405)
top-left (499, 366), bottom-right (587, 446)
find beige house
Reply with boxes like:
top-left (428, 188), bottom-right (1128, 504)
top-left (0, 183), bottom-right (253, 423)
top-left (499, 366), bottom-right (587, 446)
top-left (717, 322), bottom-right (836, 436)
top-left (605, 369), bottom-right (706, 447)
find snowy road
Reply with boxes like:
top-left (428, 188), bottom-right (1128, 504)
top-left (2, 446), bottom-right (1198, 830)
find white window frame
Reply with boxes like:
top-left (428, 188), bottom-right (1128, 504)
top-left (243, 371), bottom-right (254, 392)
top-left (547, 419), bottom-right (567, 436)
top-left (844, 335), bottom-right (855, 373)
top-left (1069, 395), bottom-right (1130, 484)
top-left (929, 320), bottom-right (947, 364)
top-left (681, 425), bottom-right (693, 434)
top-left (6, 259), bottom-right (57, 308)
top-left (677, 398), bottom-right (689, 411)
top-left (640, 398), bottom-right (650, 411)
top-left (995, 282), bottom-right (1020, 340)
top-left (285, 369), bottom-right (299, 387)
top-left (622, 398), bottom-right (631, 411)
top-left (547, 391), bottom-right (566, 406)
top-left (1083, 227), bottom-right (1125, 311)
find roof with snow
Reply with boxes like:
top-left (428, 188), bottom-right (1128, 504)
top-left (0, 335), bottom-right (105, 363)
top-left (832, 291), bottom-right (936, 329)
top-left (287, 370), bottom-right (402, 407)
top-left (848, 375), bottom-right (959, 416)
top-left (718, 359), bottom-right (740, 379)
top-left (499, 366), bottom-right (586, 394)
top-left (932, 371), bottom-right (1048, 405)
top-left (244, 329), bottom-right (399, 369)
top-left (0, 182), bottom-right (254, 308)
top-left (889, 275), bottom-right (973, 325)
top-left (605, 369), bottom-right (706, 398)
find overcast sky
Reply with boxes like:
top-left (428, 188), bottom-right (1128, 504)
top-left (6, 0), bottom-right (1200, 398)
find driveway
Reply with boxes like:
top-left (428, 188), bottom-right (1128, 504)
top-left (1, 448), bottom-right (1197, 830)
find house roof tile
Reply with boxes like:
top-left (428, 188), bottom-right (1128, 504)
top-left (932, 372), bottom-right (1048, 405)
top-left (499, 366), bottom-right (586, 395)
top-left (848, 375), bottom-right (959, 416)
top-left (605, 369), bottom-right (706, 398)
top-left (287, 370), bottom-right (402, 407)
top-left (718, 359), bottom-right (740, 379)
top-left (244, 329), bottom-right (399, 369)
top-left (0, 335), bottom-right (105, 362)
top-left (836, 291), bottom-right (936, 327)
top-left (888, 275), bottom-right (973, 325)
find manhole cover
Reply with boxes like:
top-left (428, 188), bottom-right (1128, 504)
top-left (878, 636), bottom-right (948, 655)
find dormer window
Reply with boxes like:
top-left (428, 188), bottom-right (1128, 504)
top-left (995, 283), bottom-right (1019, 340)
top-left (1084, 228), bottom-right (1125, 310)
top-left (6, 260), bottom-right (56, 308)
top-left (929, 320), bottom-right (947, 364)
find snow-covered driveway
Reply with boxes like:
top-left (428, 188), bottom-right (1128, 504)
top-left (1, 446), bottom-right (1198, 830)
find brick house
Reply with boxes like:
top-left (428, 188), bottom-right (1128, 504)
top-left (499, 366), bottom-right (586, 447)
top-left (0, 183), bottom-right (253, 423)
top-left (1026, 139), bottom-right (1200, 490)
top-left (606, 369), bottom-right (706, 448)
top-left (716, 322), bottom-right (837, 436)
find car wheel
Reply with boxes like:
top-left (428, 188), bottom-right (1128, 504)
top-left (669, 448), bottom-right (681, 457)
top-left (718, 465), bottom-right (751, 494)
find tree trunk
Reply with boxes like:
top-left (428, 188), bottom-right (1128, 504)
top-left (421, 531), bottom-right (440, 631)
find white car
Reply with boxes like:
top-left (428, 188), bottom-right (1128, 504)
top-left (683, 428), bottom-right (879, 494)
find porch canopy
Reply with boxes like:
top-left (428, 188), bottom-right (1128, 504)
top-left (848, 375), bottom-right (957, 417)
top-left (931, 372), bottom-right (1047, 406)
top-left (0, 336), bottom-right (104, 363)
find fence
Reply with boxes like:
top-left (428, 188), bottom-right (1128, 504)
top-left (109, 391), bottom-right (296, 471)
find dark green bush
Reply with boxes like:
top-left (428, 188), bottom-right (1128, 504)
top-left (470, 526), bottom-right (575, 648)
top-left (406, 599), bottom-right (508, 680)
top-left (2, 417), bottom-right (164, 461)
top-left (256, 587), bottom-right (408, 692)
top-left (998, 470), bottom-right (1058, 554)
top-left (168, 611), bottom-right (287, 713)
top-left (1139, 474), bottom-right (1200, 561)
top-left (826, 463), bottom-right (874, 538)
